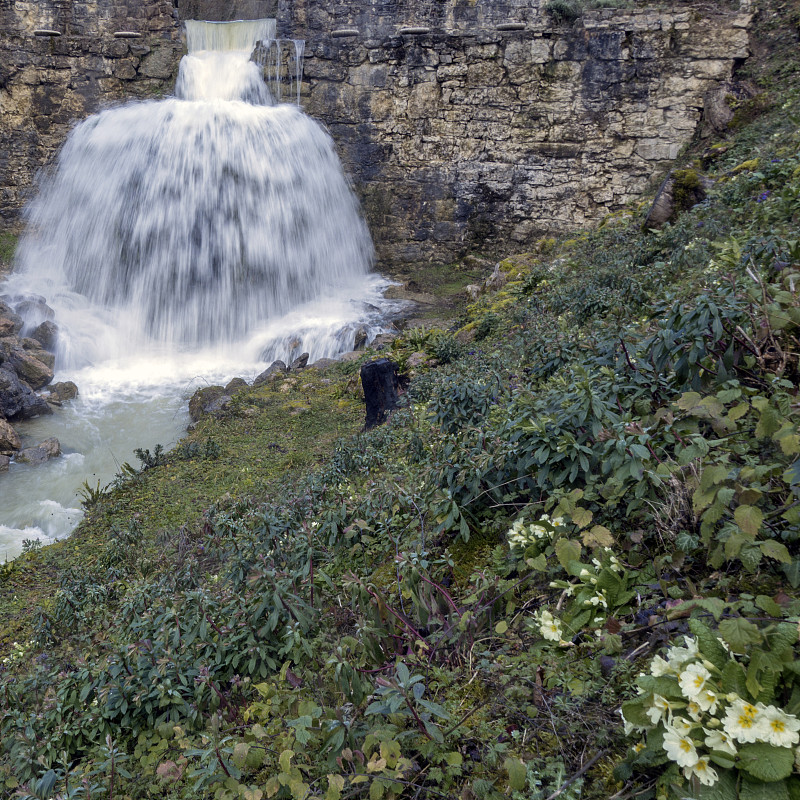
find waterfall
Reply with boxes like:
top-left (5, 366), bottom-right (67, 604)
top-left (9, 18), bottom-right (381, 368)
top-left (254, 38), bottom-right (306, 105)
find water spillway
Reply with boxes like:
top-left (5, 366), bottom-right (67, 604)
top-left (11, 18), bottom-right (378, 361)
top-left (0, 19), bottom-right (393, 559)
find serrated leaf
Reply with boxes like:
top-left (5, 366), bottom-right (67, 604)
top-left (718, 617), bottom-right (763, 653)
top-left (232, 742), bottom-right (250, 769)
top-left (761, 540), bottom-right (791, 564)
top-left (555, 538), bottom-right (581, 571)
top-left (621, 700), bottom-right (651, 729)
top-left (756, 407), bottom-right (782, 438)
top-left (738, 742), bottom-right (795, 782)
top-left (689, 617), bottom-right (729, 669)
top-left (504, 757), bottom-right (527, 791)
top-left (740, 776), bottom-right (790, 800)
top-left (755, 595), bottom-right (784, 617)
top-left (583, 524), bottom-right (614, 548)
top-left (526, 553), bottom-right (547, 571)
top-left (571, 507), bottom-right (593, 529)
top-left (734, 505), bottom-right (763, 537)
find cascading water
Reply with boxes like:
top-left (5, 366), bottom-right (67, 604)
top-left (0, 19), bottom-right (396, 560)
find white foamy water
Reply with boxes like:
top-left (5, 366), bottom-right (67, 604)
top-left (0, 20), bottom-right (394, 560)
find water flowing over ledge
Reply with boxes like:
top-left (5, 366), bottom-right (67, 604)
top-left (0, 18), bottom-right (397, 560)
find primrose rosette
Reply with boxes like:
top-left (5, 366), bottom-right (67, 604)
top-left (619, 618), bottom-right (800, 798)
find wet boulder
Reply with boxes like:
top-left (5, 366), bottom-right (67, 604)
top-left (289, 353), bottom-right (310, 372)
top-left (225, 377), bottom-right (248, 393)
top-left (31, 321), bottom-right (59, 351)
top-left (0, 301), bottom-right (23, 337)
top-left (253, 360), bottom-right (287, 386)
top-left (46, 381), bottom-right (79, 406)
top-left (188, 385), bottom-right (231, 422)
top-left (0, 418), bottom-right (22, 455)
top-left (0, 367), bottom-right (52, 420)
top-left (16, 437), bottom-right (61, 465)
top-left (0, 455), bottom-right (9, 472)
top-left (6, 346), bottom-right (54, 390)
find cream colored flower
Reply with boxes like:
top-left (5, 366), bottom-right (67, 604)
top-left (703, 728), bottom-right (737, 757)
top-left (646, 694), bottom-right (673, 725)
top-left (650, 655), bottom-right (676, 677)
top-left (723, 698), bottom-right (762, 744)
top-left (538, 610), bottom-right (562, 642)
top-left (756, 705), bottom-right (800, 748)
top-left (662, 727), bottom-right (699, 768)
top-left (695, 689), bottom-right (719, 714)
top-left (683, 756), bottom-right (718, 786)
top-left (679, 663), bottom-right (711, 700)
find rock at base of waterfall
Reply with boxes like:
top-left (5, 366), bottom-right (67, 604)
top-left (31, 321), bottom-right (59, 351)
top-left (361, 358), bottom-right (403, 430)
top-left (46, 381), bottom-right (79, 406)
top-left (225, 377), bottom-right (248, 393)
top-left (289, 353), bottom-right (310, 372)
top-left (0, 367), bottom-right (53, 420)
top-left (16, 437), bottom-right (61, 465)
top-left (354, 326), bottom-right (368, 350)
top-left (370, 333), bottom-right (396, 351)
top-left (5, 347), bottom-right (54, 390)
top-left (0, 302), bottom-right (23, 337)
top-left (0, 454), bottom-right (9, 471)
top-left (21, 338), bottom-right (55, 369)
top-left (309, 358), bottom-right (337, 371)
top-left (0, 418), bottom-right (22, 455)
top-left (188, 386), bottom-right (231, 422)
top-left (253, 360), bottom-right (288, 386)
top-left (337, 351), bottom-right (362, 363)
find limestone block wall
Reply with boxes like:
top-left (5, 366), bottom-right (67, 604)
top-left (280, 1), bottom-right (752, 265)
top-left (0, 0), bottom-right (753, 270)
top-left (0, 0), bottom-right (182, 223)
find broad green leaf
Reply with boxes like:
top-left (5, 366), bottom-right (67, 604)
top-left (504, 757), bottom-right (527, 791)
top-left (380, 740), bottom-right (401, 768)
top-left (232, 742), bottom-right (250, 769)
top-left (734, 505), bottom-right (763, 537)
top-left (756, 407), bottom-right (782, 438)
top-left (740, 776), bottom-right (790, 800)
top-left (690, 768), bottom-right (738, 800)
top-left (755, 595), bottom-right (784, 617)
top-left (326, 775), bottom-right (345, 800)
top-left (761, 540), bottom-right (791, 564)
top-left (689, 617), bottom-right (728, 669)
top-left (279, 749), bottom-right (295, 773)
top-left (526, 553), bottom-right (547, 571)
top-left (571, 506), bottom-right (593, 529)
top-left (583, 525), bottom-right (614, 548)
top-left (495, 620), bottom-right (509, 635)
top-left (555, 538), bottom-right (581, 572)
top-left (370, 779), bottom-right (386, 800)
top-left (738, 742), bottom-right (795, 782)
top-left (718, 617), bottom-right (762, 653)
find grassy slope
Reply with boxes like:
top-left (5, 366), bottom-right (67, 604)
top-left (2, 2), bottom-right (800, 798)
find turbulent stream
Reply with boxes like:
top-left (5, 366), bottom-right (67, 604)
top-left (0, 19), bottom-right (394, 560)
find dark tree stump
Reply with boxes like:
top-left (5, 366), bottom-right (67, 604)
top-left (361, 358), bottom-right (402, 429)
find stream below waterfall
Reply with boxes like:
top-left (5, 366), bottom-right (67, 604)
top-left (0, 19), bottom-right (396, 560)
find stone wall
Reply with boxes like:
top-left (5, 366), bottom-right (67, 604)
top-left (281, 0), bottom-right (752, 265)
top-left (0, 0), bottom-right (753, 269)
top-left (0, 0), bottom-right (182, 224)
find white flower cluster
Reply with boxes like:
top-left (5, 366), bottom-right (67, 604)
top-left (625, 636), bottom-right (800, 787)
top-left (535, 609), bottom-right (564, 643)
top-left (507, 514), bottom-right (564, 551)
top-left (0, 640), bottom-right (33, 667)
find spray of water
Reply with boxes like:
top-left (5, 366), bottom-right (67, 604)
top-left (0, 19), bottom-right (395, 559)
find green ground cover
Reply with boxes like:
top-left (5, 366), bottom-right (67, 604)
top-left (2, 2), bottom-right (800, 798)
